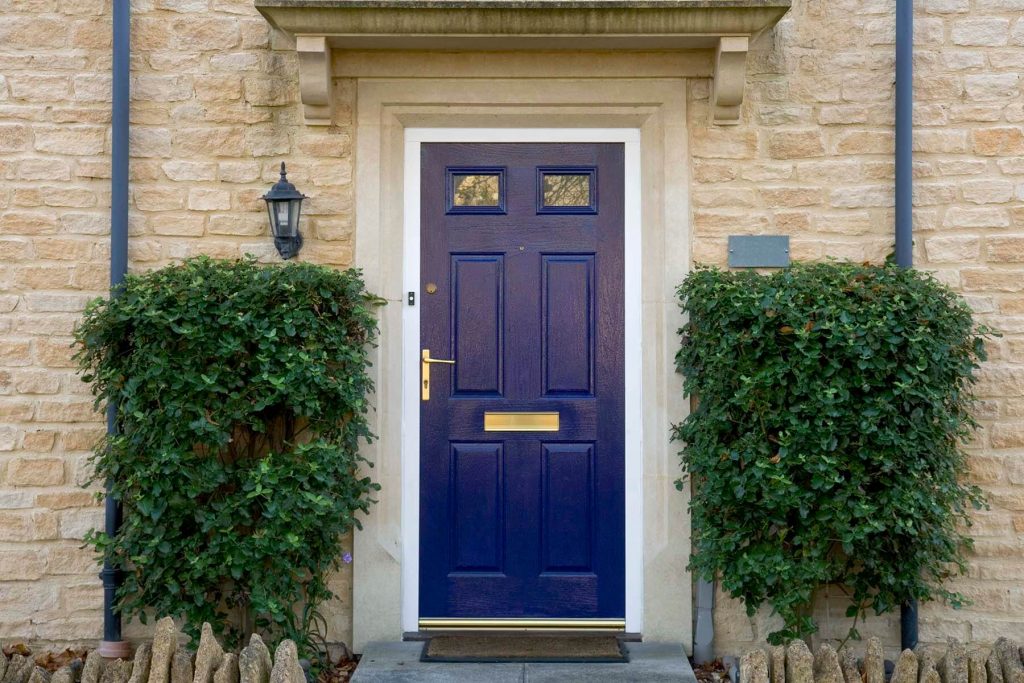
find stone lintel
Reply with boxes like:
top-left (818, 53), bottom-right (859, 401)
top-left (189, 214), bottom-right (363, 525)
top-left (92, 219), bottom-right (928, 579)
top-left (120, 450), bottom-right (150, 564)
top-left (256, 1), bottom-right (790, 125)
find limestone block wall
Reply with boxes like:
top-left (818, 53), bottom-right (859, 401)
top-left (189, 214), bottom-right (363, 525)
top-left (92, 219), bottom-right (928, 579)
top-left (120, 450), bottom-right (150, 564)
top-left (0, 0), bottom-right (356, 649)
top-left (687, 0), bottom-right (1024, 655)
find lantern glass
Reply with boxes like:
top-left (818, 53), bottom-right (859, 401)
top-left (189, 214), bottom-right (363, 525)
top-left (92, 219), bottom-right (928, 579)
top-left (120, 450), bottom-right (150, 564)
top-left (266, 201), bottom-right (279, 235)
top-left (266, 197), bottom-right (304, 239)
top-left (287, 197), bottom-right (302, 236)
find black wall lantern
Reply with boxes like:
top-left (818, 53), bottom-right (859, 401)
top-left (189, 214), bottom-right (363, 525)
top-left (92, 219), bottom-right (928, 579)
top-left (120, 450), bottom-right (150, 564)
top-left (263, 162), bottom-right (306, 259)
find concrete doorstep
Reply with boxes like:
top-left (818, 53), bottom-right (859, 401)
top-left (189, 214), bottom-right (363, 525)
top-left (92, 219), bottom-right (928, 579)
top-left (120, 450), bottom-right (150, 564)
top-left (351, 641), bottom-right (697, 682)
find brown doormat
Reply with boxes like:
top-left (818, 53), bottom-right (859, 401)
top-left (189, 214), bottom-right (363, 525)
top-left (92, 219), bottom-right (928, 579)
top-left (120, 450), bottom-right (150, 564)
top-left (421, 635), bottom-right (629, 663)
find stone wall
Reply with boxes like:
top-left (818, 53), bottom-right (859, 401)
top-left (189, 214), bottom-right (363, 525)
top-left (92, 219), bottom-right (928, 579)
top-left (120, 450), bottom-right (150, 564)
top-left (2, 617), bottom-right (308, 683)
top-left (0, 0), bottom-right (1022, 655)
top-left (739, 636), bottom-right (1024, 683)
top-left (690, 0), bottom-right (1024, 654)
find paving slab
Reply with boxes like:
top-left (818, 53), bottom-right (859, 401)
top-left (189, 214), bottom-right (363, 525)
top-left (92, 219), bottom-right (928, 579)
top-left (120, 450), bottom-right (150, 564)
top-left (525, 642), bottom-right (694, 682)
top-left (351, 641), bottom-right (695, 682)
top-left (351, 642), bottom-right (524, 682)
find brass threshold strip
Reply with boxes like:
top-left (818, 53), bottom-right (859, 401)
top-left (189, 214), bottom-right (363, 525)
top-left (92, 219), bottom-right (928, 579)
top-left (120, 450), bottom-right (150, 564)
top-left (419, 618), bottom-right (625, 631)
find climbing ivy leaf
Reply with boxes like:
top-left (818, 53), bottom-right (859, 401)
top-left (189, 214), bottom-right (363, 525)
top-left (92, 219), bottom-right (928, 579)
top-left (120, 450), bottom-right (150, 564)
top-left (673, 262), bottom-right (992, 644)
top-left (75, 256), bottom-right (382, 660)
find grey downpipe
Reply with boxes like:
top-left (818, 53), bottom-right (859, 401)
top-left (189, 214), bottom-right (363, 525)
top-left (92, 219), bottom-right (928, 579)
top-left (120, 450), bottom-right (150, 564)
top-left (895, 0), bottom-right (919, 652)
top-left (694, 578), bottom-right (715, 664)
top-left (98, 0), bottom-right (130, 658)
top-left (895, 0), bottom-right (913, 271)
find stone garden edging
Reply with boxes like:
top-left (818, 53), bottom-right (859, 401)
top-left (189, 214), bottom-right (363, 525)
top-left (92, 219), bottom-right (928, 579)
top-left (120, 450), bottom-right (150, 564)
top-left (0, 618), bottom-right (306, 683)
top-left (741, 637), bottom-right (1024, 683)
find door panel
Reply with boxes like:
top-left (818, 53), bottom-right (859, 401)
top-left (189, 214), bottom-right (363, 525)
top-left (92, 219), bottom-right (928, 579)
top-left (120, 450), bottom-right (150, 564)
top-left (451, 255), bottom-right (504, 396)
top-left (541, 442), bottom-right (594, 572)
top-left (420, 142), bottom-right (625, 621)
top-left (542, 254), bottom-right (595, 397)
top-left (450, 443), bottom-right (504, 573)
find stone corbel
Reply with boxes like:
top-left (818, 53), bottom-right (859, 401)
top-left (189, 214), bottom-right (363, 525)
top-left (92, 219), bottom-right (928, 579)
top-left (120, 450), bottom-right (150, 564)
top-left (296, 36), bottom-right (333, 126)
top-left (711, 36), bottom-right (750, 125)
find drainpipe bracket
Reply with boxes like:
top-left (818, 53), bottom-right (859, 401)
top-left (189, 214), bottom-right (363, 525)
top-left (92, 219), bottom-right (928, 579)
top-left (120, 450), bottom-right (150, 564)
top-left (96, 641), bottom-right (132, 659)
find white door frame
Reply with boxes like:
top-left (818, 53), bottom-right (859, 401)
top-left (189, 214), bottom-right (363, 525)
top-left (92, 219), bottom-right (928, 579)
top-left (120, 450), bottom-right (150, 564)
top-left (401, 128), bottom-right (644, 633)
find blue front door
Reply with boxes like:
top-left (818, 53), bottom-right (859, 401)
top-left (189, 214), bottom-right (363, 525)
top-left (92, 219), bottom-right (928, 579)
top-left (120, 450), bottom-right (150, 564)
top-left (419, 142), bottom-right (625, 622)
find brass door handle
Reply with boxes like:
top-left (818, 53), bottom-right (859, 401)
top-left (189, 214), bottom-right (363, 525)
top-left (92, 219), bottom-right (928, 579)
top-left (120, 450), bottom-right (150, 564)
top-left (421, 349), bottom-right (455, 401)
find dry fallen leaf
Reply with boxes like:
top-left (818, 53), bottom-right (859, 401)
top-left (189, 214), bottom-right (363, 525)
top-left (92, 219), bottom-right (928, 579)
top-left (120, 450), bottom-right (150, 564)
top-left (315, 654), bottom-right (359, 683)
top-left (36, 649), bottom-right (88, 672)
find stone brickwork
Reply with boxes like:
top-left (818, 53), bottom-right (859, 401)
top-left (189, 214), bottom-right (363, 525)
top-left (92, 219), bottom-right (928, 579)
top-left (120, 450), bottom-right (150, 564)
top-left (0, 0), bottom-right (1022, 654)
top-left (689, 0), bottom-right (1024, 654)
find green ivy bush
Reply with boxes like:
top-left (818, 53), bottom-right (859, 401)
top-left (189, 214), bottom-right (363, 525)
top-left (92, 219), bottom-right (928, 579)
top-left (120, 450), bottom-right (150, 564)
top-left (75, 256), bottom-right (381, 655)
top-left (674, 262), bottom-right (991, 644)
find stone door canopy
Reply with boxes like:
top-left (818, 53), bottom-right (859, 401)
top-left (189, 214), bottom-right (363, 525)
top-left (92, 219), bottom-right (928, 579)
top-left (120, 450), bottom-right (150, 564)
top-left (254, 0), bottom-right (790, 125)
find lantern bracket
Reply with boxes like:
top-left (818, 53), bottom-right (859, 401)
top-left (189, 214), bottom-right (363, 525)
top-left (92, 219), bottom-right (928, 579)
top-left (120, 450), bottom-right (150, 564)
top-left (275, 232), bottom-right (304, 260)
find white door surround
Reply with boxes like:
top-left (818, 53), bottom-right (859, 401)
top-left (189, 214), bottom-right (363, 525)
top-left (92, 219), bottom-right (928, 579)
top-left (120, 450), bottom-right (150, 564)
top-left (352, 73), bottom-right (691, 652)
top-left (404, 128), bottom-right (643, 632)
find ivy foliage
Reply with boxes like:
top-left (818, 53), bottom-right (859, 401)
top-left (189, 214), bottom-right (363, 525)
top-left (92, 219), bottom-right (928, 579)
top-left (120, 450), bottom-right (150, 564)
top-left (75, 256), bottom-right (381, 654)
top-left (674, 262), bottom-right (991, 644)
